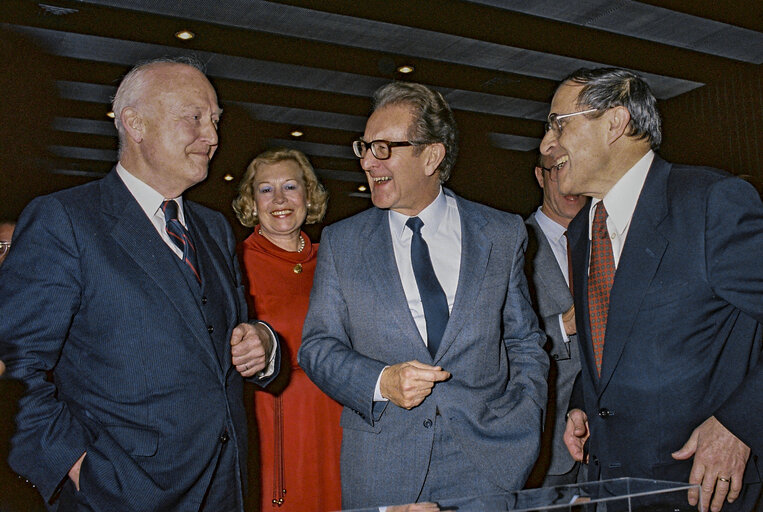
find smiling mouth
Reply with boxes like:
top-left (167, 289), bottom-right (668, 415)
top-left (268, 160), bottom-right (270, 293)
top-left (270, 209), bottom-right (293, 216)
top-left (371, 176), bottom-right (391, 184)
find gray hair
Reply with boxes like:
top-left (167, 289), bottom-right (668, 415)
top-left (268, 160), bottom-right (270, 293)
top-left (111, 56), bottom-right (206, 155)
top-left (562, 68), bottom-right (662, 150)
top-left (372, 82), bottom-right (458, 183)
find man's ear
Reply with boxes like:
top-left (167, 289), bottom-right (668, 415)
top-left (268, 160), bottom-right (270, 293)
top-left (424, 143), bottom-right (446, 177)
top-left (121, 107), bottom-right (144, 144)
top-left (534, 166), bottom-right (546, 189)
top-left (607, 106), bottom-right (631, 145)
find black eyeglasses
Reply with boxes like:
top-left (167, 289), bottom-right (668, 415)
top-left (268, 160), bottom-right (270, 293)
top-left (352, 139), bottom-right (427, 160)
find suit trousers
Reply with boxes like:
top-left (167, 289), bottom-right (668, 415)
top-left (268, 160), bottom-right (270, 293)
top-left (417, 414), bottom-right (505, 504)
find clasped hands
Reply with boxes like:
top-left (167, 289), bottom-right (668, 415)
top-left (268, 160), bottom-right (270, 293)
top-left (563, 411), bottom-right (750, 512)
top-left (380, 360), bottom-right (450, 409)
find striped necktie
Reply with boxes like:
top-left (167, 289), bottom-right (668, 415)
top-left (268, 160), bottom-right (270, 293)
top-left (162, 200), bottom-right (201, 284)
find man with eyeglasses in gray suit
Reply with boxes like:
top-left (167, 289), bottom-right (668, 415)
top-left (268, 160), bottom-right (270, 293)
top-left (525, 154), bottom-right (586, 487)
top-left (299, 81), bottom-right (548, 510)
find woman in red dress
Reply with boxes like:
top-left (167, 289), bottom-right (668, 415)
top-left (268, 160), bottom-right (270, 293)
top-left (233, 148), bottom-right (341, 511)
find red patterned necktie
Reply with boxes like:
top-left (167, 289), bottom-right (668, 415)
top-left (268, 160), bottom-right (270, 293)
top-left (162, 200), bottom-right (201, 284)
top-left (588, 202), bottom-right (615, 376)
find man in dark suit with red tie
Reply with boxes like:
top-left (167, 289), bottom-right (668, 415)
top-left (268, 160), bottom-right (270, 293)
top-left (0, 57), bottom-right (280, 511)
top-left (541, 68), bottom-right (762, 511)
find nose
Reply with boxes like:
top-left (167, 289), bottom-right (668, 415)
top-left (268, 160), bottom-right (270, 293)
top-left (360, 150), bottom-right (379, 172)
top-left (273, 186), bottom-right (286, 203)
top-left (201, 118), bottom-right (219, 147)
top-left (539, 129), bottom-right (557, 156)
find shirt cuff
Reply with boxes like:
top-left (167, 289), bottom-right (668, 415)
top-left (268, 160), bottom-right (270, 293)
top-left (374, 366), bottom-right (390, 402)
top-left (557, 313), bottom-right (570, 342)
top-left (255, 321), bottom-right (278, 378)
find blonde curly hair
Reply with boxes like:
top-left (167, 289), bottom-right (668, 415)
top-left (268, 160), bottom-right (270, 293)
top-left (233, 147), bottom-right (328, 228)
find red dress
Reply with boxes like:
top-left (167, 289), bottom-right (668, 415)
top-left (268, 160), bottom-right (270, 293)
top-left (240, 230), bottom-right (342, 512)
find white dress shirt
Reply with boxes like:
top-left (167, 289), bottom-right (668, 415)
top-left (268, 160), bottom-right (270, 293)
top-left (588, 150), bottom-right (654, 267)
top-left (375, 188), bottom-right (462, 401)
top-left (389, 188), bottom-right (462, 343)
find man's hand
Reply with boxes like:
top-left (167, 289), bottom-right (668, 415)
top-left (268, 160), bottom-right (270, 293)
top-left (672, 416), bottom-right (750, 512)
top-left (380, 360), bottom-right (450, 409)
top-left (68, 452), bottom-right (86, 491)
top-left (230, 322), bottom-right (272, 377)
top-left (563, 408), bottom-right (589, 462)
top-left (562, 305), bottom-right (576, 336)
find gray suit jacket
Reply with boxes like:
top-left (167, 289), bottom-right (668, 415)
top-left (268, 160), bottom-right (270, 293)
top-left (525, 213), bottom-right (581, 477)
top-left (299, 189), bottom-right (548, 510)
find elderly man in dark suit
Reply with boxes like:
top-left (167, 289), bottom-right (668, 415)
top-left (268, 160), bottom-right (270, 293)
top-left (525, 153), bottom-right (586, 487)
top-left (299, 82), bottom-right (548, 510)
top-left (541, 67), bottom-right (762, 512)
top-left (0, 57), bottom-right (280, 511)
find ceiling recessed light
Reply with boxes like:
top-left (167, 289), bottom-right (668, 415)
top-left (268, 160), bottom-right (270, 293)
top-left (223, 174), bottom-right (234, 182)
top-left (175, 30), bottom-right (195, 41)
top-left (106, 111), bottom-right (115, 119)
top-left (397, 65), bottom-right (415, 74)
top-left (290, 130), bottom-right (303, 137)
top-left (357, 185), bottom-right (367, 192)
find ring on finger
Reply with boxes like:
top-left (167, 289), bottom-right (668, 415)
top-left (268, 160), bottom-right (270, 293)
top-left (717, 476), bottom-right (731, 483)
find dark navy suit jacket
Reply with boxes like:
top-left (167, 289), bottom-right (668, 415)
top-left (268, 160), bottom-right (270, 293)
top-left (0, 169), bottom-right (279, 511)
top-left (568, 155), bottom-right (762, 509)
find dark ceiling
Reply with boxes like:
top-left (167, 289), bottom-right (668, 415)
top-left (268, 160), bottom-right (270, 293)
top-left (1, 0), bottom-right (761, 237)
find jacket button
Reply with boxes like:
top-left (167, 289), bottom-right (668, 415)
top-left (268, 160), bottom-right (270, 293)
top-left (219, 431), bottom-right (229, 443)
top-left (423, 419), bottom-right (433, 428)
top-left (598, 408), bottom-right (611, 418)
top-left (207, 325), bottom-right (214, 334)
top-left (201, 296), bottom-right (208, 304)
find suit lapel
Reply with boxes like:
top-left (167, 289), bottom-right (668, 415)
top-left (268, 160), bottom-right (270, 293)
top-left (568, 203), bottom-right (598, 390)
top-left (361, 209), bottom-right (432, 360)
top-left (433, 194), bottom-right (490, 362)
top-left (100, 170), bottom-right (220, 371)
top-left (527, 213), bottom-right (573, 317)
top-left (597, 157), bottom-right (670, 392)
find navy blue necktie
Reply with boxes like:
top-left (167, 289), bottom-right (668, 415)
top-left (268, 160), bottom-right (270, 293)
top-left (406, 217), bottom-right (449, 358)
top-left (162, 200), bottom-right (201, 284)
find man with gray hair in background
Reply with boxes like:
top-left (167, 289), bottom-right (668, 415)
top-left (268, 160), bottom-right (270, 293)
top-left (299, 81), bottom-right (548, 510)
top-left (0, 57), bottom-right (279, 511)
top-left (541, 67), bottom-right (762, 511)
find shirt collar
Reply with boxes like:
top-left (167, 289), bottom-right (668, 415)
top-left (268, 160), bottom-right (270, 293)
top-left (389, 187), bottom-right (446, 239)
top-left (116, 162), bottom-right (186, 223)
top-left (590, 150), bottom-right (654, 237)
top-left (534, 206), bottom-right (568, 244)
